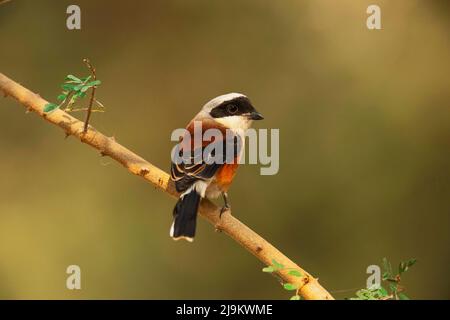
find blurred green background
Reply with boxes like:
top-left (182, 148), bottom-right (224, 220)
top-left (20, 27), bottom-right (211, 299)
top-left (0, 0), bottom-right (449, 299)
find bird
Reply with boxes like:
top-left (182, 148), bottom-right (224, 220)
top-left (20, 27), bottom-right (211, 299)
top-left (170, 93), bottom-right (264, 242)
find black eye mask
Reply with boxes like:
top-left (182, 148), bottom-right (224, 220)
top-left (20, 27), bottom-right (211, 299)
top-left (210, 97), bottom-right (256, 118)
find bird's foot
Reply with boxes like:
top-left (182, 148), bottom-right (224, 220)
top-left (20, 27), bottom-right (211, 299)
top-left (220, 205), bottom-right (231, 218)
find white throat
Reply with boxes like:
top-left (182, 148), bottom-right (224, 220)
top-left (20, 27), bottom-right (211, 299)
top-left (215, 115), bottom-right (252, 131)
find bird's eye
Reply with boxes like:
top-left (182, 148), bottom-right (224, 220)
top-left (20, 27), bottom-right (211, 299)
top-left (227, 104), bottom-right (238, 114)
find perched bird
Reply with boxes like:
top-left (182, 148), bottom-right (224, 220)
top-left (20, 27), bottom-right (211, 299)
top-left (170, 93), bottom-right (264, 242)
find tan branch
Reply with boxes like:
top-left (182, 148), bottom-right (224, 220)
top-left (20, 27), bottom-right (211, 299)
top-left (0, 72), bottom-right (334, 300)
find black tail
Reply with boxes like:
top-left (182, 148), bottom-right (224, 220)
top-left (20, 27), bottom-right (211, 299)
top-left (170, 189), bottom-right (201, 242)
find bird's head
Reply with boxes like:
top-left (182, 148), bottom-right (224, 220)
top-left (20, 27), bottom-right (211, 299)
top-left (199, 93), bottom-right (263, 130)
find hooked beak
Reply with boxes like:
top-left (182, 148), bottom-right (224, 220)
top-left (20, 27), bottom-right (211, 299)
top-left (248, 110), bottom-right (264, 120)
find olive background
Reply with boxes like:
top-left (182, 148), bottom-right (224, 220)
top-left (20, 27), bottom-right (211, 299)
top-left (0, 0), bottom-right (449, 299)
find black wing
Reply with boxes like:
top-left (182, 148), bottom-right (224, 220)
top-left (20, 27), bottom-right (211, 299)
top-left (170, 135), bottom-right (241, 193)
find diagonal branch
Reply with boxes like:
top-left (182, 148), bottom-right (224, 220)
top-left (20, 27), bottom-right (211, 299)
top-left (0, 72), bottom-right (334, 300)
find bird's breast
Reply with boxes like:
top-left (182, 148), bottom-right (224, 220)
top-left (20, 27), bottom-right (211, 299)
top-left (216, 163), bottom-right (239, 186)
top-left (206, 163), bottom-right (239, 199)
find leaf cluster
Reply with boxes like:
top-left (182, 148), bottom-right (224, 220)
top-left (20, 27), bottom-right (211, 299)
top-left (350, 257), bottom-right (417, 300)
top-left (44, 74), bottom-right (103, 113)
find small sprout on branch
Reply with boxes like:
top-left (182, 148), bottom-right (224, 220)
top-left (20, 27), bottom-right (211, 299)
top-left (288, 270), bottom-right (302, 277)
top-left (272, 259), bottom-right (285, 270)
top-left (283, 283), bottom-right (299, 291)
top-left (350, 285), bottom-right (390, 300)
top-left (44, 103), bottom-right (60, 113)
top-left (399, 258), bottom-right (417, 275)
top-left (43, 59), bottom-right (105, 133)
top-left (262, 266), bottom-right (275, 273)
top-left (262, 258), bottom-right (303, 300)
top-left (43, 75), bottom-right (103, 113)
top-left (349, 257), bottom-right (417, 300)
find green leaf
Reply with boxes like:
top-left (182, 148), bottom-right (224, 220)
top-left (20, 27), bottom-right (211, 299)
top-left (406, 258), bottom-right (417, 267)
top-left (399, 258), bottom-right (416, 274)
top-left (80, 76), bottom-right (92, 82)
top-left (73, 84), bottom-right (85, 91)
top-left (389, 283), bottom-right (398, 294)
top-left (272, 259), bottom-right (285, 270)
top-left (65, 75), bottom-right (82, 83)
top-left (290, 295), bottom-right (301, 300)
top-left (352, 287), bottom-right (387, 300)
top-left (399, 261), bottom-right (406, 274)
top-left (61, 83), bottom-right (77, 91)
top-left (356, 290), bottom-right (368, 300)
top-left (262, 266), bottom-right (275, 273)
top-left (288, 270), bottom-right (302, 277)
top-left (379, 286), bottom-right (389, 297)
top-left (87, 80), bottom-right (101, 86)
top-left (75, 91), bottom-right (87, 98)
top-left (43, 103), bottom-right (59, 113)
top-left (398, 293), bottom-right (410, 300)
top-left (283, 283), bottom-right (299, 291)
top-left (382, 257), bottom-right (393, 278)
top-left (81, 85), bottom-right (92, 92)
top-left (57, 94), bottom-right (67, 101)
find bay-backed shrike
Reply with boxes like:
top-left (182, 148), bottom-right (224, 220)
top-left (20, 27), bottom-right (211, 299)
top-left (170, 93), bottom-right (263, 242)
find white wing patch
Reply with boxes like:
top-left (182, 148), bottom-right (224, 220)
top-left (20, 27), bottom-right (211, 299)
top-left (180, 180), bottom-right (208, 198)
